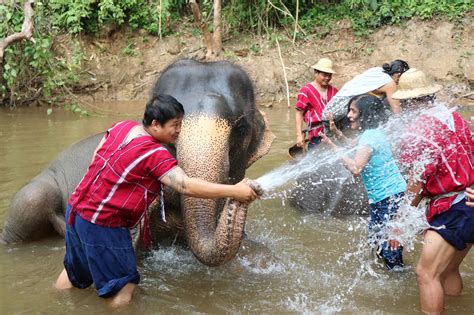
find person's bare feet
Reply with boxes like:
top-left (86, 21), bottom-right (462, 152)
top-left (108, 283), bottom-right (137, 308)
top-left (54, 269), bottom-right (73, 290)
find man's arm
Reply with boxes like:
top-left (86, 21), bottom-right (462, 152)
top-left (160, 166), bottom-right (259, 203)
top-left (295, 109), bottom-right (305, 147)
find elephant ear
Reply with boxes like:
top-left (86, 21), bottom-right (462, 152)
top-left (247, 110), bottom-right (275, 168)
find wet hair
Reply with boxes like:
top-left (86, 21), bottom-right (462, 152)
top-left (382, 59), bottom-right (410, 75)
top-left (348, 94), bottom-right (389, 130)
top-left (142, 94), bottom-right (185, 127)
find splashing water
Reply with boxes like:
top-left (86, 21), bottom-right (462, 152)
top-left (255, 100), bottom-right (462, 261)
top-left (256, 145), bottom-right (358, 195)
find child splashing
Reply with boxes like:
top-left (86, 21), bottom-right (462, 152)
top-left (321, 94), bottom-right (407, 270)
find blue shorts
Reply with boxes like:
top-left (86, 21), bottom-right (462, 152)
top-left (307, 136), bottom-right (322, 151)
top-left (64, 205), bottom-right (140, 298)
top-left (430, 199), bottom-right (474, 251)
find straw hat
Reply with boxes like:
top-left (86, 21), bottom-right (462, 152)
top-left (311, 58), bottom-right (336, 74)
top-left (392, 68), bottom-right (443, 100)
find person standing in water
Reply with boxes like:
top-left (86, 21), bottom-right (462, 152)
top-left (295, 58), bottom-right (338, 150)
top-left (320, 94), bottom-right (407, 270)
top-left (393, 69), bottom-right (474, 314)
top-left (322, 59), bottom-right (409, 134)
top-left (54, 94), bottom-right (261, 307)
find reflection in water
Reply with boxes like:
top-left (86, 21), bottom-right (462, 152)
top-left (0, 104), bottom-right (473, 313)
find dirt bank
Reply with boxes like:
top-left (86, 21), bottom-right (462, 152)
top-left (67, 15), bottom-right (473, 112)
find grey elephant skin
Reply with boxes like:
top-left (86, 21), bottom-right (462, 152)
top-left (289, 146), bottom-right (369, 216)
top-left (2, 59), bottom-right (275, 267)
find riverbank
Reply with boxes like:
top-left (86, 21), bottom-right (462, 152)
top-left (61, 15), bottom-right (473, 113)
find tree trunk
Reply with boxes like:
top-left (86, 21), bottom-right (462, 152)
top-left (189, 0), bottom-right (222, 60)
top-left (208, 0), bottom-right (222, 59)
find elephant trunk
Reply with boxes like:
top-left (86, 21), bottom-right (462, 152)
top-left (177, 114), bottom-right (249, 266)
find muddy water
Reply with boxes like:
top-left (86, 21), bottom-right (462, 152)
top-left (0, 103), bottom-right (473, 314)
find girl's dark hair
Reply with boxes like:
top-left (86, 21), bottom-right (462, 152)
top-left (382, 59), bottom-right (410, 75)
top-left (143, 94), bottom-right (185, 126)
top-left (348, 94), bottom-right (389, 130)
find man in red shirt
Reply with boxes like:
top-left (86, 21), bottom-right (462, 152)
top-left (295, 58), bottom-right (338, 150)
top-left (54, 94), bottom-right (261, 307)
top-left (394, 69), bottom-right (474, 314)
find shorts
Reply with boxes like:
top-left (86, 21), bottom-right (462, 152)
top-left (64, 205), bottom-right (140, 298)
top-left (429, 199), bottom-right (474, 251)
top-left (307, 136), bottom-right (322, 150)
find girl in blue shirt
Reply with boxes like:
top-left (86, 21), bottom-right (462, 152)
top-left (321, 94), bottom-right (407, 270)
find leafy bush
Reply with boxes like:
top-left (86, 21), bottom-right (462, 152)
top-left (1, 0), bottom-right (472, 106)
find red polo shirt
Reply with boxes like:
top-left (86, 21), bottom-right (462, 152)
top-left (69, 120), bottom-right (177, 230)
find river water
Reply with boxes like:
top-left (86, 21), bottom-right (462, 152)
top-left (0, 103), bottom-right (473, 314)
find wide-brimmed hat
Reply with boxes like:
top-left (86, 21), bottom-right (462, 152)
top-left (311, 58), bottom-right (336, 74)
top-left (392, 68), bottom-right (442, 100)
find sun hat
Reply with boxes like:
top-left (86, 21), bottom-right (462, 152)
top-left (311, 58), bottom-right (336, 74)
top-left (392, 68), bottom-right (443, 100)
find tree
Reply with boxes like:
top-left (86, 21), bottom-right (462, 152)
top-left (189, 0), bottom-right (222, 60)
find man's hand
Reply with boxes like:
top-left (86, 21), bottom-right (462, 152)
top-left (389, 239), bottom-right (401, 251)
top-left (233, 178), bottom-right (261, 204)
top-left (296, 133), bottom-right (305, 147)
top-left (466, 187), bottom-right (474, 207)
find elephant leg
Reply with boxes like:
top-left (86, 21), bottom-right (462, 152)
top-left (2, 179), bottom-right (63, 243)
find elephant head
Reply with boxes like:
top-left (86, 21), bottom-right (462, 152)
top-left (150, 59), bottom-right (274, 266)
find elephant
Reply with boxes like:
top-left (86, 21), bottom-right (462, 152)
top-left (289, 145), bottom-right (369, 216)
top-left (1, 59), bottom-right (275, 267)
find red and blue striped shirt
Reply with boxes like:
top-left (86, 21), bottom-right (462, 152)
top-left (68, 120), bottom-right (177, 231)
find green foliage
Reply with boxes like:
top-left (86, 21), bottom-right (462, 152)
top-left (297, 0), bottom-right (472, 37)
top-left (1, 0), bottom-right (472, 106)
top-left (46, 0), bottom-right (180, 35)
top-left (122, 42), bottom-right (138, 57)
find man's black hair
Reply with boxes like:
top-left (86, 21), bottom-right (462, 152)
top-left (382, 59), bottom-right (410, 75)
top-left (143, 94), bottom-right (185, 126)
top-left (348, 94), bottom-right (389, 130)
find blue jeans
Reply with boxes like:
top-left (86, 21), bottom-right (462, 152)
top-left (368, 192), bottom-right (405, 270)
